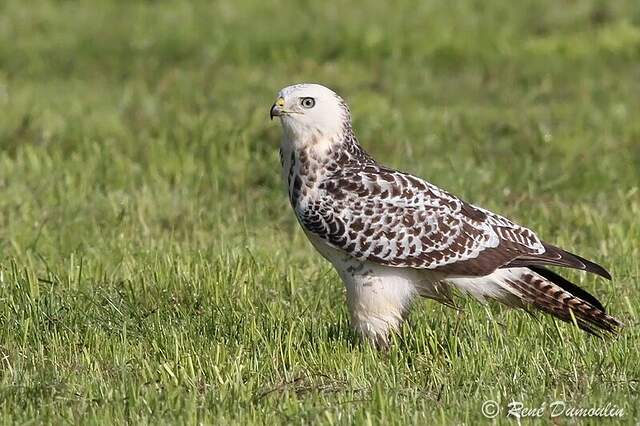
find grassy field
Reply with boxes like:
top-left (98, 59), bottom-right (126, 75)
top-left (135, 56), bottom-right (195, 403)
top-left (1, 0), bottom-right (639, 424)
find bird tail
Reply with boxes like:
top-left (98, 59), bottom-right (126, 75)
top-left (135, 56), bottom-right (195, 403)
top-left (445, 267), bottom-right (622, 336)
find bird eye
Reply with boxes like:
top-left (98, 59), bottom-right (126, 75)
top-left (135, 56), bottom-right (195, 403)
top-left (300, 97), bottom-right (316, 109)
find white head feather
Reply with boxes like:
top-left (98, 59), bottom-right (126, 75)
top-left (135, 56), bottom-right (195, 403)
top-left (271, 83), bottom-right (351, 153)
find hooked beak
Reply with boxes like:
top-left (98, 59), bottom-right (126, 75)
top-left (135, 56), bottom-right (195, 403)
top-left (270, 97), bottom-right (285, 120)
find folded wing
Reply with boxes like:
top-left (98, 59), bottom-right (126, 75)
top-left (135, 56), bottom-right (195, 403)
top-left (297, 165), bottom-right (610, 279)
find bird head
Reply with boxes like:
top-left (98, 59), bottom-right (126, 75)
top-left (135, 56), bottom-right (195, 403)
top-left (270, 83), bottom-right (351, 147)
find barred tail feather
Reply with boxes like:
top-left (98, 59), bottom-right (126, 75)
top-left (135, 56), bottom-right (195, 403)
top-left (446, 268), bottom-right (622, 336)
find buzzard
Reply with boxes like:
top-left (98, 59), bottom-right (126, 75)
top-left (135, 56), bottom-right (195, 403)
top-left (270, 83), bottom-right (621, 347)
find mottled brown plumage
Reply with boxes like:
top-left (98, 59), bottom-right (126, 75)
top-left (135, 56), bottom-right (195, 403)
top-left (272, 83), bottom-right (622, 345)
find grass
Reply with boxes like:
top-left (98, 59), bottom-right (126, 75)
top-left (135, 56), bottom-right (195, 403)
top-left (1, 0), bottom-right (639, 424)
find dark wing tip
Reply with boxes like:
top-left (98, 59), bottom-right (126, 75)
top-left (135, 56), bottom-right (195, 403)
top-left (544, 243), bottom-right (612, 280)
top-left (570, 250), bottom-right (612, 280)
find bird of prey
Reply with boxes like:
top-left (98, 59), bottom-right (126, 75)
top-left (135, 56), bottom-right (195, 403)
top-left (270, 83), bottom-right (622, 347)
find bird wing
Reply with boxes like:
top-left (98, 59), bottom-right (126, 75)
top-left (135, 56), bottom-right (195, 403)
top-left (297, 165), bottom-right (610, 278)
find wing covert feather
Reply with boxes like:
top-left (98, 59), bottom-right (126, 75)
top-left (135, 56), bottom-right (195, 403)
top-left (296, 166), bottom-right (545, 275)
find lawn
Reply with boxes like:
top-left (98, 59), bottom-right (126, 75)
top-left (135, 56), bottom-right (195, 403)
top-left (0, 0), bottom-right (639, 424)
